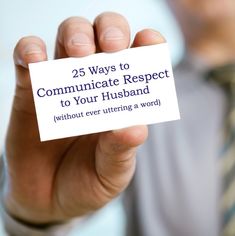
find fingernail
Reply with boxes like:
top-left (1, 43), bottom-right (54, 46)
top-left (102, 27), bottom-right (124, 41)
top-left (148, 29), bottom-right (166, 42)
top-left (23, 44), bottom-right (42, 55)
top-left (70, 33), bottom-right (92, 46)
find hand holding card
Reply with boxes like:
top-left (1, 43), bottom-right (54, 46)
top-left (4, 13), bottom-right (175, 226)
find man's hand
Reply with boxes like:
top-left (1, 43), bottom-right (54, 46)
top-left (3, 12), bottom-right (165, 225)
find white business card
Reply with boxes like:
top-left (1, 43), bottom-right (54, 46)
top-left (29, 43), bottom-right (180, 141)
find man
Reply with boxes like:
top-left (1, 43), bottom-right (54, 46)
top-left (124, 1), bottom-right (235, 235)
top-left (2, 1), bottom-right (235, 236)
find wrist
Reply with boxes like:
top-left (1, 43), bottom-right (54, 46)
top-left (3, 206), bottom-right (63, 230)
top-left (3, 196), bottom-right (63, 228)
top-left (1, 200), bottom-right (83, 236)
top-left (1, 151), bottom-right (66, 226)
top-left (1, 162), bottom-right (59, 226)
top-left (2, 185), bottom-right (69, 227)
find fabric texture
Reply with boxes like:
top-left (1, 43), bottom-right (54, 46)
top-left (207, 64), bottom-right (235, 236)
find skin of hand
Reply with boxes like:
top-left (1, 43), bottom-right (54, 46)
top-left (3, 12), bottom-right (165, 225)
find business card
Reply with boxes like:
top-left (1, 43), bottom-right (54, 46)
top-left (29, 43), bottom-right (180, 141)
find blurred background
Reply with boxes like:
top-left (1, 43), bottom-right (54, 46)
top-left (0, 0), bottom-right (184, 235)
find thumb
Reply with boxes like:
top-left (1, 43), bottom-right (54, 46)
top-left (95, 125), bottom-right (148, 197)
